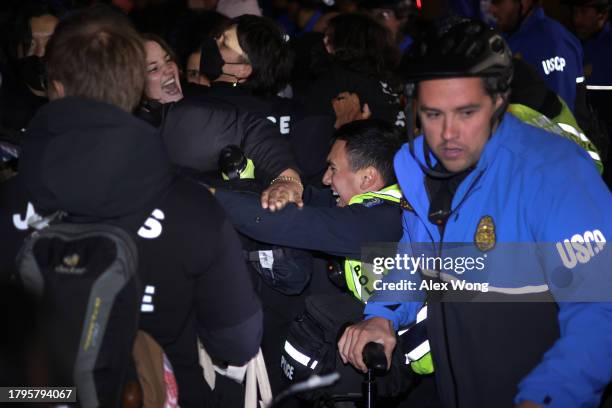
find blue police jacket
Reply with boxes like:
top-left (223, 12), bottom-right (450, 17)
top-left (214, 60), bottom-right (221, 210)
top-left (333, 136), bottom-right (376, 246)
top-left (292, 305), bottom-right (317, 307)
top-left (506, 7), bottom-right (584, 111)
top-left (583, 22), bottom-right (612, 86)
top-left (364, 113), bottom-right (612, 407)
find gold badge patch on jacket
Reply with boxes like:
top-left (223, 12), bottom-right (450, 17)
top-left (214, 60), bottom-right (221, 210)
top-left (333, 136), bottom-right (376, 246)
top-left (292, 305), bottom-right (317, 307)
top-left (475, 216), bottom-right (496, 252)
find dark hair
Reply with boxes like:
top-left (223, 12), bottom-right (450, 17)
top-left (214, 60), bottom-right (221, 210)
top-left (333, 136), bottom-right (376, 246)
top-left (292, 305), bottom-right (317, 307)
top-left (361, 0), bottom-right (415, 19)
top-left (175, 10), bottom-right (231, 69)
top-left (482, 76), bottom-right (511, 100)
top-left (45, 6), bottom-right (146, 112)
top-left (8, 4), bottom-right (58, 60)
top-left (141, 32), bottom-right (180, 70)
top-left (233, 14), bottom-right (294, 96)
top-left (326, 12), bottom-right (399, 78)
top-left (594, 1), bottom-right (611, 13)
top-left (334, 119), bottom-right (402, 186)
top-left (297, 0), bottom-right (326, 10)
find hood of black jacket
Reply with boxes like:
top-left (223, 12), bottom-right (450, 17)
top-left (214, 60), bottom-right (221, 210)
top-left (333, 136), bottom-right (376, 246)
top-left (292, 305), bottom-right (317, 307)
top-left (20, 97), bottom-right (174, 219)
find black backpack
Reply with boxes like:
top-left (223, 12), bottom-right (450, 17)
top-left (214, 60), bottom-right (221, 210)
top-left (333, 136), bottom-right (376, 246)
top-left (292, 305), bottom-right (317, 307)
top-left (17, 216), bottom-right (142, 407)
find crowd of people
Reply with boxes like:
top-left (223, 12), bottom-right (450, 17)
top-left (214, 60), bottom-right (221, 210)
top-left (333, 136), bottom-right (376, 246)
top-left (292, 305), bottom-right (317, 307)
top-left (0, 0), bottom-right (611, 407)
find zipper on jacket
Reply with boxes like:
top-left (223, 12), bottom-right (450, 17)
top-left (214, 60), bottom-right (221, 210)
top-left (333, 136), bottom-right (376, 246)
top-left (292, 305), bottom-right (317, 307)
top-left (428, 169), bottom-right (484, 408)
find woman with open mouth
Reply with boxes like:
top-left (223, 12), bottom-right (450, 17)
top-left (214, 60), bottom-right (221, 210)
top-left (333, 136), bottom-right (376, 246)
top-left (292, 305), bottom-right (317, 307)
top-left (138, 33), bottom-right (184, 126)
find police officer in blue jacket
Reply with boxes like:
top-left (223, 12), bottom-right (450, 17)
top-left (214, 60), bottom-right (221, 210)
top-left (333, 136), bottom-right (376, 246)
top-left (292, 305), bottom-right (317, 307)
top-left (490, 0), bottom-right (584, 112)
top-left (338, 19), bottom-right (612, 408)
top-left (567, 0), bottom-right (612, 87)
top-left (566, 0), bottom-right (612, 186)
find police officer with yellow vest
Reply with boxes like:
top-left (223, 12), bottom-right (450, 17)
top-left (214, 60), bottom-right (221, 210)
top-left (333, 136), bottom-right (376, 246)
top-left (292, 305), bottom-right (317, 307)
top-left (212, 119), bottom-right (435, 377)
top-left (211, 122), bottom-right (441, 405)
top-left (213, 119), bottom-right (403, 270)
top-left (508, 57), bottom-right (604, 172)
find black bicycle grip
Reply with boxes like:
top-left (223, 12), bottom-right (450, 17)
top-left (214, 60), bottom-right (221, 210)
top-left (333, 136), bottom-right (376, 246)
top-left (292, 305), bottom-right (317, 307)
top-left (362, 342), bottom-right (387, 377)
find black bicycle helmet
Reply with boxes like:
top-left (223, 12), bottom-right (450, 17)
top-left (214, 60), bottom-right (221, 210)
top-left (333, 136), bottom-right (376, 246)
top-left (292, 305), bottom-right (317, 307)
top-left (401, 18), bottom-right (513, 93)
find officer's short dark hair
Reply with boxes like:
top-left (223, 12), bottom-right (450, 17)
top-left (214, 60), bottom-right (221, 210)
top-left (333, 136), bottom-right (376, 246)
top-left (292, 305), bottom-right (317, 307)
top-left (233, 15), bottom-right (294, 96)
top-left (334, 119), bottom-right (402, 186)
top-left (45, 5), bottom-right (146, 112)
top-left (482, 76), bottom-right (511, 100)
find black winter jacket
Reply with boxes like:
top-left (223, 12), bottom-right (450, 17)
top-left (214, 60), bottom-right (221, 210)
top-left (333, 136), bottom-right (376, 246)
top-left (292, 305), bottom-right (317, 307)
top-left (184, 82), bottom-right (335, 184)
top-left (2, 97), bottom-right (262, 407)
top-left (139, 96), bottom-right (301, 185)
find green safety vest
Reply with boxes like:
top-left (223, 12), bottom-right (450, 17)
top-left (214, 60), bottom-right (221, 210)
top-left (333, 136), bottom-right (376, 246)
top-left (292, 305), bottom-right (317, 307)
top-left (343, 184), bottom-right (402, 302)
top-left (341, 184), bottom-right (434, 375)
top-left (508, 101), bottom-right (603, 173)
top-left (398, 304), bottom-right (433, 375)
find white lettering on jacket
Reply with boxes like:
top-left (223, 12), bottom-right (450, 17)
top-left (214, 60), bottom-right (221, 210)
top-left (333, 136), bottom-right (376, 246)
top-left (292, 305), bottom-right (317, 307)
top-left (267, 116), bottom-right (291, 135)
top-left (140, 285), bottom-right (156, 313)
top-left (13, 202), bottom-right (39, 230)
top-left (542, 57), bottom-right (566, 75)
top-left (137, 209), bottom-right (165, 239)
top-left (281, 355), bottom-right (295, 380)
top-left (556, 229), bottom-right (606, 268)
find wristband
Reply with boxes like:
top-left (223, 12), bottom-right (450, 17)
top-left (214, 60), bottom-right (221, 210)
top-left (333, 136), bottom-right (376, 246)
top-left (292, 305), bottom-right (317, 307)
top-left (270, 176), bottom-right (303, 189)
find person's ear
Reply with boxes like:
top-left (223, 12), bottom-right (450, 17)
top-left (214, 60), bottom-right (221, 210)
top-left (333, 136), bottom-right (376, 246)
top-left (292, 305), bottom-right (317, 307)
top-left (493, 93), bottom-right (505, 111)
top-left (324, 35), bottom-right (334, 54)
top-left (360, 167), bottom-right (379, 191)
top-left (48, 80), bottom-right (65, 100)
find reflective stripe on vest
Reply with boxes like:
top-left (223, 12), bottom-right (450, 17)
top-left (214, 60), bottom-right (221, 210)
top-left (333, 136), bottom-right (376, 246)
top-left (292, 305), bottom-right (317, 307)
top-left (284, 340), bottom-right (319, 369)
top-left (398, 305), bottom-right (434, 374)
top-left (344, 185), bottom-right (433, 375)
top-left (508, 102), bottom-right (603, 173)
top-left (552, 98), bottom-right (603, 164)
top-left (343, 184), bottom-right (402, 302)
